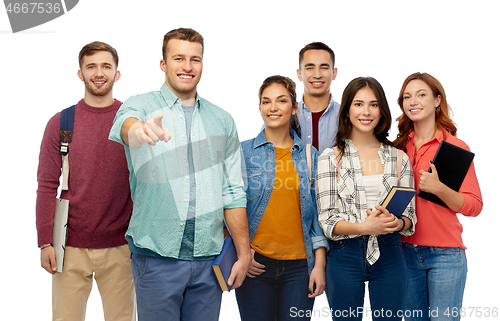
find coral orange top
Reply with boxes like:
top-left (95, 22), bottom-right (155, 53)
top-left (401, 130), bottom-right (483, 248)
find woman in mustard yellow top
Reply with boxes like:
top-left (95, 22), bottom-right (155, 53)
top-left (236, 76), bottom-right (328, 321)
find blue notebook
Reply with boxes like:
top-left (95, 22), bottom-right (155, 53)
top-left (212, 236), bottom-right (237, 292)
top-left (381, 186), bottom-right (416, 217)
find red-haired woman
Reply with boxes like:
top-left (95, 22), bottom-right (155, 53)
top-left (394, 72), bottom-right (483, 321)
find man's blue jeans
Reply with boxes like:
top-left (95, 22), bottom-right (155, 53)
top-left (235, 252), bottom-right (314, 321)
top-left (402, 243), bottom-right (467, 321)
top-left (325, 233), bottom-right (406, 320)
top-left (130, 253), bottom-right (222, 321)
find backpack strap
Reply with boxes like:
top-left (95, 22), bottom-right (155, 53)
top-left (306, 144), bottom-right (312, 186)
top-left (59, 105), bottom-right (75, 191)
top-left (396, 149), bottom-right (403, 186)
top-left (333, 146), bottom-right (341, 180)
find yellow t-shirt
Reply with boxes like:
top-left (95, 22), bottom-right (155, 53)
top-left (251, 147), bottom-right (307, 260)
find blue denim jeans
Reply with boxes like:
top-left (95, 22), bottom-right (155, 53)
top-left (402, 243), bottom-right (467, 321)
top-left (235, 252), bottom-right (314, 321)
top-left (130, 253), bottom-right (222, 321)
top-left (325, 233), bottom-right (406, 320)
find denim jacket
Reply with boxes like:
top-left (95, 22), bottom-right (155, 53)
top-left (240, 129), bottom-right (329, 275)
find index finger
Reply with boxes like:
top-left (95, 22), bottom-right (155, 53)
top-left (375, 205), bottom-right (390, 214)
top-left (153, 114), bottom-right (164, 127)
top-left (367, 207), bottom-right (382, 216)
top-left (252, 260), bottom-right (266, 269)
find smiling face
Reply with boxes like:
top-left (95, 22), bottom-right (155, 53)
top-left (78, 51), bottom-right (120, 100)
top-left (402, 79), bottom-right (442, 125)
top-left (260, 83), bottom-right (298, 131)
top-left (348, 87), bottom-right (381, 138)
top-left (297, 49), bottom-right (337, 98)
top-left (160, 39), bottom-right (203, 101)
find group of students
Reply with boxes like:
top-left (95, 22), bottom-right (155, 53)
top-left (36, 27), bottom-right (482, 321)
top-left (244, 70), bottom-right (483, 321)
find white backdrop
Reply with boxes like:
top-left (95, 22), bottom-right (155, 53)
top-left (0, 1), bottom-right (497, 320)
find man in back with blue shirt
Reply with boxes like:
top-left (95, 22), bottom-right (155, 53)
top-left (296, 42), bottom-right (340, 152)
top-left (109, 28), bottom-right (251, 321)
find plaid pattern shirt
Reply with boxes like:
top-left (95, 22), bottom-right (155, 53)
top-left (316, 139), bottom-right (416, 264)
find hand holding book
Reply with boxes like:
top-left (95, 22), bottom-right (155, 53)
top-left (380, 186), bottom-right (416, 218)
top-left (417, 140), bottom-right (474, 209)
top-left (418, 162), bottom-right (443, 195)
top-left (212, 236), bottom-right (237, 292)
top-left (362, 207), bottom-right (401, 235)
top-left (418, 162), bottom-right (466, 212)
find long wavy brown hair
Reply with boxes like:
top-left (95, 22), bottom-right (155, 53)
top-left (393, 72), bottom-right (457, 151)
top-left (334, 77), bottom-right (393, 159)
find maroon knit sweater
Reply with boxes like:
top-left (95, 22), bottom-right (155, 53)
top-left (36, 99), bottom-right (133, 248)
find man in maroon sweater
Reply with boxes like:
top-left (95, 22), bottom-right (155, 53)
top-left (36, 42), bottom-right (136, 321)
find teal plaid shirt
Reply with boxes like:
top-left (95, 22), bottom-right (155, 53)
top-left (109, 83), bottom-right (246, 258)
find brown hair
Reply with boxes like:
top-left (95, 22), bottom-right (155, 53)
top-left (258, 75), bottom-right (299, 132)
top-left (393, 72), bottom-right (457, 151)
top-left (298, 42), bottom-right (335, 68)
top-left (78, 41), bottom-right (119, 68)
top-left (335, 77), bottom-right (393, 158)
top-left (162, 28), bottom-right (204, 60)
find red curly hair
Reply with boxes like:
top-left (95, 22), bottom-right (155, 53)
top-left (393, 72), bottom-right (457, 151)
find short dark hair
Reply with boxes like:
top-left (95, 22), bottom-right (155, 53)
top-left (299, 42), bottom-right (335, 68)
top-left (79, 41), bottom-right (119, 68)
top-left (162, 28), bottom-right (204, 60)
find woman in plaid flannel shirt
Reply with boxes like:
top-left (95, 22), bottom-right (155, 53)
top-left (316, 77), bottom-right (416, 320)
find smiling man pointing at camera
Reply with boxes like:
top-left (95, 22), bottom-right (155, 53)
top-left (109, 28), bottom-right (251, 321)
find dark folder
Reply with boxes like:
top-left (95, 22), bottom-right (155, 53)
top-left (417, 140), bottom-right (475, 208)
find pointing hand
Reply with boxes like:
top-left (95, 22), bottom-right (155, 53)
top-left (137, 114), bottom-right (172, 146)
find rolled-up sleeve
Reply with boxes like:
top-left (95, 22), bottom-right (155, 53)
top-left (399, 152), bottom-right (417, 236)
top-left (221, 118), bottom-right (247, 210)
top-left (109, 95), bottom-right (148, 145)
top-left (315, 151), bottom-right (345, 240)
top-left (309, 151), bottom-right (329, 250)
